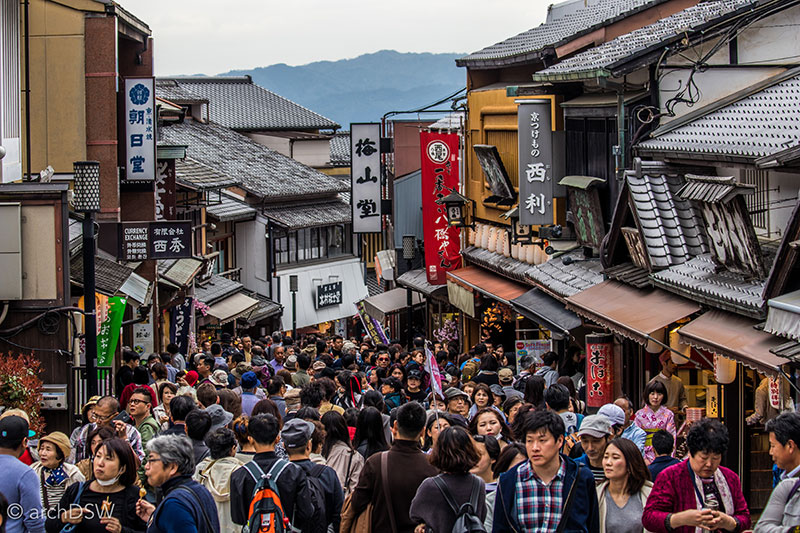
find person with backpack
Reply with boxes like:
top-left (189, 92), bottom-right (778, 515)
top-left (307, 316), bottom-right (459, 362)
top-left (193, 428), bottom-right (243, 533)
top-left (135, 434), bottom-right (219, 533)
top-left (229, 413), bottom-right (313, 533)
top-left (282, 418), bottom-right (343, 533)
top-left (410, 426), bottom-right (487, 532)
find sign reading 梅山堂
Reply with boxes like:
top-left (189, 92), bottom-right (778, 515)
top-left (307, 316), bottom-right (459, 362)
top-left (351, 123), bottom-right (381, 233)
top-left (316, 281), bottom-right (343, 309)
top-left (118, 221), bottom-right (192, 261)
top-left (518, 99), bottom-right (562, 226)
top-left (124, 78), bottom-right (156, 181)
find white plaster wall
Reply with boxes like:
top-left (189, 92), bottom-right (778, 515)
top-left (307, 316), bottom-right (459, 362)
top-left (245, 133), bottom-right (291, 157)
top-left (292, 139), bottom-right (332, 167)
top-left (235, 216), bottom-right (269, 296)
top-left (737, 4), bottom-right (800, 66)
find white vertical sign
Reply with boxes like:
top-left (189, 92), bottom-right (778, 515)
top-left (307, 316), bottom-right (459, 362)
top-left (124, 78), bottom-right (156, 181)
top-left (350, 123), bottom-right (381, 233)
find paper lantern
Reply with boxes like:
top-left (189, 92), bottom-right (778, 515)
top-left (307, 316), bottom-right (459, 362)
top-left (714, 355), bottom-right (737, 384)
top-left (468, 226), bottom-right (476, 246)
top-left (669, 327), bottom-right (690, 364)
top-left (586, 333), bottom-right (615, 408)
top-left (473, 224), bottom-right (483, 248)
top-left (501, 231), bottom-right (510, 257)
top-left (481, 225), bottom-right (490, 249)
top-left (511, 243), bottom-right (519, 260)
top-left (487, 227), bottom-right (498, 252)
top-left (525, 244), bottom-right (536, 264)
top-left (645, 328), bottom-right (665, 353)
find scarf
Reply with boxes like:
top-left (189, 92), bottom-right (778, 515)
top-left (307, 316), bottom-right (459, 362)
top-left (44, 465), bottom-right (68, 486)
top-left (688, 462), bottom-right (734, 533)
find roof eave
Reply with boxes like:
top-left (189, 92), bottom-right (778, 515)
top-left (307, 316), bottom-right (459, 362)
top-left (531, 68), bottom-right (611, 83)
top-left (634, 147), bottom-right (758, 166)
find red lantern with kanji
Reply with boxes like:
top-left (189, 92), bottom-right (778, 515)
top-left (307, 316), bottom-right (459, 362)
top-left (586, 333), bottom-right (614, 408)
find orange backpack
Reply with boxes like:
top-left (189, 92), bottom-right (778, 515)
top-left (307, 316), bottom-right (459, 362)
top-left (243, 460), bottom-right (295, 533)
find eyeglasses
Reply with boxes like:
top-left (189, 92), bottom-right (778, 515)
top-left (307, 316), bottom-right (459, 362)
top-left (128, 398), bottom-right (150, 406)
top-left (90, 411), bottom-right (116, 422)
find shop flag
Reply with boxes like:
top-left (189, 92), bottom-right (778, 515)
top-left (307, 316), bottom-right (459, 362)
top-left (356, 300), bottom-right (389, 345)
top-left (424, 346), bottom-right (443, 398)
top-left (97, 297), bottom-right (126, 367)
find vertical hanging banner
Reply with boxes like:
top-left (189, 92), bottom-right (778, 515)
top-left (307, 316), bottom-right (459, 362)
top-left (97, 297), bottom-right (127, 367)
top-left (351, 123), bottom-right (382, 233)
top-left (420, 131), bottom-right (462, 284)
top-left (155, 160), bottom-right (177, 220)
top-left (518, 99), bottom-right (562, 226)
top-left (585, 333), bottom-right (614, 408)
top-left (124, 78), bottom-right (157, 182)
top-left (170, 297), bottom-right (194, 356)
top-left (424, 346), bottom-right (443, 398)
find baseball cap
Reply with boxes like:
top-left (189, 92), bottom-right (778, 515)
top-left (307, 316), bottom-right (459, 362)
top-left (407, 369), bottom-right (422, 380)
top-left (597, 404), bottom-right (626, 426)
top-left (281, 418), bottom-right (314, 448)
top-left (489, 384), bottom-right (506, 398)
top-left (0, 415), bottom-right (31, 447)
top-left (498, 368), bottom-right (514, 384)
top-left (576, 414), bottom-right (613, 438)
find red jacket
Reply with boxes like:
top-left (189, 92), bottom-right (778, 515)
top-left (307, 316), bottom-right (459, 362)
top-left (642, 459), bottom-right (750, 533)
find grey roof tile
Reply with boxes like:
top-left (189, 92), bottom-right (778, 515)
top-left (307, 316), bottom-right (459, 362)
top-left (262, 196), bottom-right (351, 230)
top-left (525, 249), bottom-right (605, 297)
top-left (194, 274), bottom-right (243, 305)
top-left (206, 192), bottom-right (257, 222)
top-left (330, 131), bottom-right (350, 167)
top-left (462, 246), bottom-right (532, 284)
top-left (176, 158), bottom-right (238, 190)
top-left (459, 0), bottom-right (664, 67)
top-left (534, 0), bottom-right (757, 79)
top-left (155, 79), bottom-right (207, 104)
top-left (159, 119), bottom-right (349, 201)
top-left (159, 76), bottom-right (339, 131)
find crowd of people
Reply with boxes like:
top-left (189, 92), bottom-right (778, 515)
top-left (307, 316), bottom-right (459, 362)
top-left (0, 331), bottom-right (798, 532)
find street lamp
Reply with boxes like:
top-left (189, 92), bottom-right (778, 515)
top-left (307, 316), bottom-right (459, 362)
top-left (73, 161), bottom-right (101, 398)
top-left (289, 275), bottom-right (298, 341)
top-left (436, 191), bottom-right (474, 229)
top-left (402, 235), bottom-right (416, 350)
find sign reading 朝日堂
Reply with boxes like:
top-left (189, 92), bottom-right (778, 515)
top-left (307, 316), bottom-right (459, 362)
top-left (124, 78), bottom-right (157, 182)
top-left (118, 220), bottom-right (192, 261)
top-left (350, 123), bottom-right (382, 233)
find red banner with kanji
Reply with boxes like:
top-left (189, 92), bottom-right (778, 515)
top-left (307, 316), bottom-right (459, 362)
top-left (420, 131), bottom-right (461, 285)
top-left (586, 333), bottom-right (614, 407)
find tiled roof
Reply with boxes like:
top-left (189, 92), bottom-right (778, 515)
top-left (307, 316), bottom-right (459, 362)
top-left (462, 246), bottom-right (532, 285)
top-left (533, 0), bottom-right (757, 81)
top-left (160, 76), bottom-right (339, 131)
top-left (676, 175), bottom-right (754, 204)
top-left (243, 292), bottom-right (282, 324)
top-left (155, 79), bottom-right (207, 104)
top-left (206, 192), bottom-right (257, 222)
top-left (330, 131), bottom-right (350, 167)
top-left (638, 67), bottom-right (800, 160)
top-left (651, 254), bottom-right (767, 318)
top-left (262, 196), bottom-right (351, 230)
top-left (526, 249), bottom-right (605, 298)
top-left (428, 112), bottom-right (465, 131)
top-left (626, 171), bottom-right (708, 270)
top-left (194, 274), bottom-right (243, 306)
top-left (72, 252), bottom-right (134, 296)
top-left (175, 158), bottom-right (238, 190)
top-left (397, 268), bottom-right (449, 298)
top-left (160, 119), bottom-right (348, 201)
top-left (457, 0), bottom-right (664, 68)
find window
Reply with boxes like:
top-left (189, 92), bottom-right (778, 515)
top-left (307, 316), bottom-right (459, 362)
top-left (274, 224), bottom-right (353, 266)
top-left (740, 169), bottom-right (769, 232)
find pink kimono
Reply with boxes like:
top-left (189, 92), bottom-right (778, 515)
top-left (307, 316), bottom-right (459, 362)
top-left (634, 405), bottom-right (676, 464)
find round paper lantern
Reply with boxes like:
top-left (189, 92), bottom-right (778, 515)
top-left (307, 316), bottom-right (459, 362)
top-left (714, 355), bottom-right (737, 384)
top-left (645, 328), bottom-right (665, 353)
top-left (501, 231), bottom-right (510, 257)
top-left (467, 226), bottom-right (476, 246)
top-left (669, 327), bottom-right (690, 364)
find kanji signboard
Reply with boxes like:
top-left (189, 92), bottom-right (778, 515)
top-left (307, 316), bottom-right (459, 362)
top-left (420, 131), bottom-right (461, 285)
top-left (118, 221), bottom-right (192, 261)
top-left (586, 333), bottom-right (614, 408)
top-left (124, 78), bottom-right (156, 182)
top-left (316, 281), bottom-right (343, 309)
top-left (351, 123), bottom-right (382, 233)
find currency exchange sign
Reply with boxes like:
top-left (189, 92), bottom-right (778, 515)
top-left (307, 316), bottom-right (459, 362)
top-left (351, 123), bottom-right (381, 233)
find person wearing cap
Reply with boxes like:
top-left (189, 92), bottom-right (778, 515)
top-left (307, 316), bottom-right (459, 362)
top-left (282, 418), bottom-right (343, 532)
top-left (0, 415), bottom-right (44, 533)
top-left (648, 351), bottom-right (688, 414)
top-left (614, 397), bottom-right (648, 455)
top-left (208, 369), bottom-right (229, 390)
top-left (443, 387), bottom-right (470, 427)
top-left (498, 368), bottom-right (524, 400)
top-left (575, 414), bottom-right (614, 484)
top-left (381, 376), bottom-right (406, 411)
top-left (239, 371), bottom-right (261, 416)
top-left (311, 359), bottom-right (326, 378)
top-left (404, 369), bottom-right (426, 403)
top-left (31, 432), bottom-right (84, 512)
top-left (292, 353), bottom-right (312, 388)
top-left (598, 404), bottom-right (627, 439)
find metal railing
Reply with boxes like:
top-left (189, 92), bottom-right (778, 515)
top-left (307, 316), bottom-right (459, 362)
top-left (219, 267), bottom-right (241, 282)
top-left (71, 366), bottom-right (113, 417)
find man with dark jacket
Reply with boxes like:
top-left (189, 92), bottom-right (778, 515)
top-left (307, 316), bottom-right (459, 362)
top-left (230, 414), bottom-right (313, 529)
top-left (493, 409), bottom-right (599, 532)
top-left (648, 429), bottom-right (680, 481)
top-left (348, 401), bottom-right (438, 532)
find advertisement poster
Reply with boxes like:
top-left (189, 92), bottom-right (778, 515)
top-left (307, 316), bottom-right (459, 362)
top-left (515, 339), bottom-right (550, 374)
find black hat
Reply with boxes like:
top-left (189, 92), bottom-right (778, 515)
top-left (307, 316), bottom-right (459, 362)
top-left (0, 416), bottom-right (30, 448)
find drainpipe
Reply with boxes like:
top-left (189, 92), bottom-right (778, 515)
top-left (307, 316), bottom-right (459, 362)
top-left (23, 0), bottom-right (31, 180)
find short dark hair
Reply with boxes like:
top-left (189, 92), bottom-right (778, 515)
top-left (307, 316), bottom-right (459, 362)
top-left (651, 429), bottom-right (675, 456)
top-left (131, 387), bottom-right (153, 405)
top-left (471, 383), bottom-right (495, 406)
top-left (316, 377), bottom-right (337, 401)
top-left (362, 390), bottom-right (386, 414)
top-left (541, 351), bottom-right (558, 367)
top-left (95, 438), bottom-right (139, 487)
top-left (687, 418), bottom-right (729, 456)
top-left (185, 409), bottom-right (212, 441)
top-left (766, 412), bottom-right (800, 447)
top-left (493, 442), bottom-right (527, 479)
top-left (479, 354), bottom-right (499, 372)
top-left (300, 382), bottom-right (324, 408)
top-left (251, 399), bottom-right (282, 422)
top-left (395, 401), bottom-right (426, 439)
top-left (606, 438), bottom-right (650, 493)
top-left (196, 383), bottom-right (218, 408)
top-left (248, 414), bottom-right (281, 445)
top-left (267, 377), bottom-right (285, 396)
top-left (169, 395), bottom-right (196, 422)
top-left (297, 353), bottom-right (311, 370)
top-left (132, 366), bottom-right (150, 385)
top-left (519, 409), bottom-right (565, 442)
top-left (644, 380), bottom-right (669, 407)
top-left (122, 349), bottom-right (140, 363)
top-left (167, 343), bottom-right (179, 355)
top-left (210, 344), bottom-right (222, 356)
top-left (199, 354), bottom-right (216, 369)
top-left (86, 426), bottom-right (116, 453)
top-left (430, 427), bottom-right (481, 473)
top-left (296, 407), bottom-right (321, 421)
top-left (205, 427), bottom-right (237, 460)
top-left (544, 384), bottom-right (570, 411)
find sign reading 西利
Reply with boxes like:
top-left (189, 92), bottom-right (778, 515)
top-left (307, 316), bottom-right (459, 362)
top-left (118, 221), bottom-right (192, 261)
top-left (124, 78), bottom-right (156, 182)
top-left (351, 123), bottom-right (382, 233)
top-left (316, 281), bottom-right (343, 309)
top-left (517, 99), bottom-right (564, 226)
top-left (420, 131), bottom-right (461, 285)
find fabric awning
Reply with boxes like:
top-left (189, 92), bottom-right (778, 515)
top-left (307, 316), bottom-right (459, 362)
top-left (765, 289), bottom-right (800, 342)
top-left (446, 266), bottom-right (528, 305)
top-left (206, 292), bottom-right (259, 325)
top-left (511, 288), bottom-right (582, 336)
top-left (566, 280), bottom-right (700, 346)
top-left (361, 288), bottom-right (424, 323)
top-left (679, 310), bottom-right (788, 376)
top-left (397, 268), bottom-right (448, 299)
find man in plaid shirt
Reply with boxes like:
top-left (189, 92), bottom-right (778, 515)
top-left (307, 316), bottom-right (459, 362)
top-left (493, 410), bottom-right (599, 532)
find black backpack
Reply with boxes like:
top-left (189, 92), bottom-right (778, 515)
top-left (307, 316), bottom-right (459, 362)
top-left (297, 462), bottom-right (331, 533)
top-left (432, 474), bottom-right (486, 533)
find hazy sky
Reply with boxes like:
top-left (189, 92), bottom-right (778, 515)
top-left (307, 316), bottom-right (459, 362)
top-left (130, 0), bottom-right (552, 75)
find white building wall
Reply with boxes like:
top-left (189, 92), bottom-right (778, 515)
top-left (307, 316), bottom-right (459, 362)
top-left (235, 216), bottom-right (269, 296)
top-left (292, 139), bottom-right (331, 167)
top-left (245, 133), bottom-right (291, 157)
top-left (0, 0), bottom-right (22, 182)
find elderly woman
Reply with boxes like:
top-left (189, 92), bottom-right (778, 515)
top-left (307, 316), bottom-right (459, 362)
top-left (31, 432), bottom-right (84, 512)
top-left (642, 419), bottom-right (750, 533)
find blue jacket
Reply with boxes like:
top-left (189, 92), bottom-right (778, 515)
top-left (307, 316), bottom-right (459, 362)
top-left (492, 454), bottom-right (599, 533)
top-left (149, 476), bottom-right (220, 533)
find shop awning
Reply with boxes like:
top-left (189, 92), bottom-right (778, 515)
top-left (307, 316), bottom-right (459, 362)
top-left (510, 288), bottom-right (582, 336)
top-left (206, 292), bottom-right (259, 325)
top-left (566, 280), bottom-right (700, 346)
top-left (678, 310), bottom-right (788, 376)
top-left (447, 266), bottom-right (528, 305)
top-left (360, 287), bottom-right (424, 323)
top-left (396, 268), bottom-right (448, 299)
top-left (764, 289), bottom-right (800, 342)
